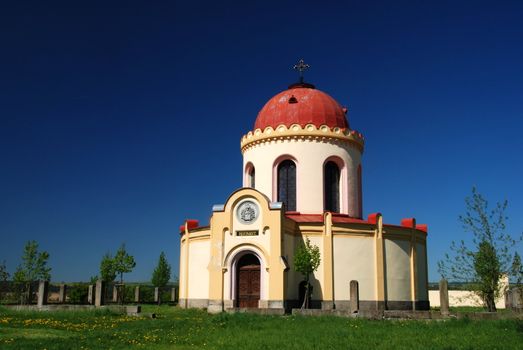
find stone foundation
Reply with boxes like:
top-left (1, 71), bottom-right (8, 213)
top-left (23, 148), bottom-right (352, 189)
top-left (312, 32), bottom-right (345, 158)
top-left (207, 300), bottom-right (223, 314)
top-left (180, 298), bottom-right (429, 312)
top-left (178, 298), bottom-right (209, 309)
top-left (321, 301), bottom-right (334, 310)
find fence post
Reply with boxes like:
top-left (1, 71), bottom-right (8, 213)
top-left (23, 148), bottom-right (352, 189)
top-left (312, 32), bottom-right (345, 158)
top-left (58, 284), bottom-right (67, 303)
top-left (513, 287), bottom-right (522, 310)
top-left (135, 286), bottom-right (140, 303)
top-left (505, 289), bottom-right (512, 309)
top-left (37, 280), bottom-right (49, 308)
top-left (154, 287), bottom-right (160, 304)
top-left (112, 285), bottom-right (118, 303)
top-left (439, 279), bottom-right (449, 316)
top-left (88, 284), bottom-right (94, 305)
top-left (95, 280), bottom-right (105, 307)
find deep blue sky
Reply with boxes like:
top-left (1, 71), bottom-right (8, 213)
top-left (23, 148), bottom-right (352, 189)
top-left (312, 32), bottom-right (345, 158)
top-left (1, 0), bottom-right (522, 283)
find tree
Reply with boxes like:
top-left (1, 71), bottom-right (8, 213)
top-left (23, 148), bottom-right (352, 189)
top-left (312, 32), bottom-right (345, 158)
top-left (113, 244), bottom-right (136, 285)
top-left (89, 275), bottom-right (99, 285)
top-left (293, 237), bottom-right (321, 309)
top-left (473, 241), bottom-right (501, 311)
top-left (511, 252), bottom-right (523, 286)
top-left (0, 261), bottom-right (9, 304)
top-left (438, 188), bottom-right (522, 312)
top-left (13, 240), bottom-right (51, 304)
top-left (99, 253), bottom-right (116, 282)
top-left (151, 252), bottom-right (171, 305)
top-left (0, 260), bottom-right (9, 282)
top-left (99, 244), bottom-right (135, 304)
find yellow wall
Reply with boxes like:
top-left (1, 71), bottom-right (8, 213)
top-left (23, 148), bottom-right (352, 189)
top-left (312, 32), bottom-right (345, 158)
top-left (416, 242), bottom-right (428, 300)
top-left (282, 232), bottom-right (301, 300)
top-left (384, 239), bottom-right (411, 301)
top-left (333, 236), bottom-right (376, 300)
top-left (187, 239), bottom-right (210, 299)
top-left (179, 238), bottom-right (186, 300)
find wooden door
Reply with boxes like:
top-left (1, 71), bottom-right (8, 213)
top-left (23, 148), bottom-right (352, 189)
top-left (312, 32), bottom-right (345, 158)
top-left (237, 255), bottom-right (260, 308)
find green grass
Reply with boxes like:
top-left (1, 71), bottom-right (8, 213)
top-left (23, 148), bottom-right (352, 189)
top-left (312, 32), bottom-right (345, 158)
top-left (0, 305), bottom-right (522, 349)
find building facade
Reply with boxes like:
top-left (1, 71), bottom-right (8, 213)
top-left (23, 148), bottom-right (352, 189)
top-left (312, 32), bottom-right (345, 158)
top-left (179, 79), bottom-right (429, 313)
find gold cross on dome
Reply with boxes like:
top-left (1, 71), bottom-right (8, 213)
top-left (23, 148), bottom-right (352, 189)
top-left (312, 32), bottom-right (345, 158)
top-left (293, 59), bottom-right (310, 83)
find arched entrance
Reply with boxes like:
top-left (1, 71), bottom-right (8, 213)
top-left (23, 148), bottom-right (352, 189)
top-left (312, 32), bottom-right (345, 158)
top-left (236, 253), bottom-right (261, 308)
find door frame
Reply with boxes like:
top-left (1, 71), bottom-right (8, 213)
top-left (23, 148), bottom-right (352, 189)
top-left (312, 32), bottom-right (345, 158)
top-left (236, 254), bottom-right (261, 307)
top-left (229, 248), bottom-right (265, 306)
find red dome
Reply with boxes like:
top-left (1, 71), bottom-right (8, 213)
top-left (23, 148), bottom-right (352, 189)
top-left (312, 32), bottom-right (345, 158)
top-left (254, 83), bottom-right (349, 130)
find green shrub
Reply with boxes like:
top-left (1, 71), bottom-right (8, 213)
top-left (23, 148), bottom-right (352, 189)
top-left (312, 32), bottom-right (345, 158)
top-left (67, 284), bottom-right (88, 304)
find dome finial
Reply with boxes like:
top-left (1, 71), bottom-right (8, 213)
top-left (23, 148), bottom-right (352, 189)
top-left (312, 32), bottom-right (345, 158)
top-left (293, 59), bottom-right (310, 84)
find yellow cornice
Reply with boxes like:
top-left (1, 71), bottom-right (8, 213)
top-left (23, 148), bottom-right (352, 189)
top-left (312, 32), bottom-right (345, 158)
top-left (240, 124), bottom-right (365, 154)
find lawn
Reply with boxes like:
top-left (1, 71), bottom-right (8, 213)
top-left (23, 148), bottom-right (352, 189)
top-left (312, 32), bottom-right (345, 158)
top-left (0, 305), bottom-right (522, 349)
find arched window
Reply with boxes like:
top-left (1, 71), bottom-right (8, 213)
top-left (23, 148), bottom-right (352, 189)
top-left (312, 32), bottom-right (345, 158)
top-left (245, 163), bottom-right (255, 188)
top-left (248, 167), bottom-right (255, 188)
top-left (324, 161), bottom-right (340, 213)
top-left (277, 160), bottom-right (296, 211)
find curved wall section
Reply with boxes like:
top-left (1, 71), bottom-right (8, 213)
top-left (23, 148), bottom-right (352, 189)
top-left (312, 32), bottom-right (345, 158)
top-left (243, 139), bottom-right (362, 216)
top-left (384, 239), bottom-right (412, 308)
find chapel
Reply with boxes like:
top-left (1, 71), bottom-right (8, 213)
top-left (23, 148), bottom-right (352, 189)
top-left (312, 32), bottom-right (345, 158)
top-left (179, 61), bottom-right (429, 313)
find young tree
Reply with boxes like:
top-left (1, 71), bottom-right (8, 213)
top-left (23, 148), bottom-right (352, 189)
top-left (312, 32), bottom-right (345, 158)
top-left (0, 261), bottom-right (9, 304)
top-left (473, 241), bottom-right (501, 311)
top-left (13, 240), bottom-right (51, 304)
top-left (293, 237), bottom-right (321, 309)
top-left (99, 253), bottom-right (116, 282)
top-left (113, 244), bottom-right (135, 305)
top-left (511, 252), bottom-right (523, 286)
top-left (0, 260), bottom-right (9, 282)
top-left (89, 275), bottom-right (99, 285)
top-left (438, 188), bottom-right (522, 312)
top-left (151, 252), bottom-right (171, 305)
top-left (113, 244), bottom-right (136, 285)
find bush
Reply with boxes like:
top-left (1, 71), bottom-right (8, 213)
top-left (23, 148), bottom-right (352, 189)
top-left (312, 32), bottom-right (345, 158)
top-left (140, 285), bottom-right (155, 303)
top-left (68, 284), bottom-right (89, 304)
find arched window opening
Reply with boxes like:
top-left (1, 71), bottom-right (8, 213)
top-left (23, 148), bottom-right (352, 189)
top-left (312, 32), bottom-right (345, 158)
top-left (324, 161), bottom-right (340, 213)
top-left (245, 164), bottom-right (255, 188)
top-left (277, 160), bottom-right (296, 211)
top-left (249, 167), bottom-right (255, 188)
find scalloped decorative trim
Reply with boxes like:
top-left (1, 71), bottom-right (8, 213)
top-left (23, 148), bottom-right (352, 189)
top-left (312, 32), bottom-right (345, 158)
top-left (240, 124), bottom-right (365, 153)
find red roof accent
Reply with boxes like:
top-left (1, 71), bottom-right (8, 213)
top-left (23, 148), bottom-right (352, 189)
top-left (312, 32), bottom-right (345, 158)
top-left (286, 214), bottom-right (324, 223)
top-left (401, 218), bottom-right (416, 228)
top-left (179, 219), bottom-right (200, 234)
top-left (186, 219), bottom-right (199, 229)
top-left (332, 216), bottom-right (367, 224)
top-left (254, 85), bottom-right (349, 130)
top-left (367, 212), bottom-right (381, 225)
top-left (285, 213), bottom-right (427, 234)
top-left (285, 213), bottom-right (367, 224)
top-left (416, 224), bottom-right (428, 233)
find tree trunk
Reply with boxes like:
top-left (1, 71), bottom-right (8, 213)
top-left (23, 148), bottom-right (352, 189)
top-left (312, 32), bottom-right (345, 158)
top-left (485, 294), bottom-right (497, 312)
top-left (300, 288), bottom-right (307, 309)
top-left (300, 275), bottom-right (310, 309)
top-left (25, 282), bottom-right (31, 305)
top-left (119, 274), bottom-right (124, 305)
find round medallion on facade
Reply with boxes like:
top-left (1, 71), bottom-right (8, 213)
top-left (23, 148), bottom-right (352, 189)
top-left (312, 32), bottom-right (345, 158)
top-left (236, 200), bottom-right (259, 224)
